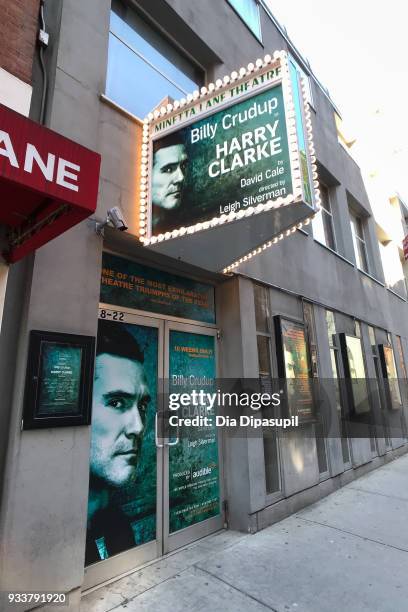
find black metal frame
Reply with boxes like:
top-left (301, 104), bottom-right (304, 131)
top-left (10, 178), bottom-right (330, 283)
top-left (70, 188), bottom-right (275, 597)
top-left (378, 343), bottom-right (402, 411)
top-left (274, 314), bottom-right (316, 423)
top-left (338, 332), bottom-right (370, 415)
top-left (23, 330), bottom-right (95, 429)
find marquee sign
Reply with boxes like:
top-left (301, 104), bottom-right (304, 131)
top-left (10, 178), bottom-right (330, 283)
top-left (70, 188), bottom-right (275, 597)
top-left (139, 51), bottom-right (320, 272)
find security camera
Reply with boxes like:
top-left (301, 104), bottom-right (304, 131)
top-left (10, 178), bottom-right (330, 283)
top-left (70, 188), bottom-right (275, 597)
top-left (95, 206), bottom-right (128, 236)
top-left (107, 207), bottom-right (128, 231)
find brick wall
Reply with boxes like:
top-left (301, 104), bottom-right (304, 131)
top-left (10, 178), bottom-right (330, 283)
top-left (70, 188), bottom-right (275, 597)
top-left (0, 0), bottom-right (40, 84)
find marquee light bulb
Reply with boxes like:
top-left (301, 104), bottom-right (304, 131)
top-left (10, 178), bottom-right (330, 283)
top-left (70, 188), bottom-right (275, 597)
top-left (223, 75), bottom-right (230, 84)
top-left (215, 79), bottom-right (223, 88)
top-left (231, 71), bottom-right (238, 80)
top-left (192, 90), bottom-right (200, 100)
top-left (173, 100), bottom-right (180, 109)
top-left (256, 58), bottom-right (263, 68)
top-left (247, 62), bottom-right (255, 72)
top-left (264, 54), bottom-right (272, 64)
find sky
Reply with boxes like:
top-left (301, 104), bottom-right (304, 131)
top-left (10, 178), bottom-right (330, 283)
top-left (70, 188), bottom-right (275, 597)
top-left (266, 0), bottom-right (408, 202)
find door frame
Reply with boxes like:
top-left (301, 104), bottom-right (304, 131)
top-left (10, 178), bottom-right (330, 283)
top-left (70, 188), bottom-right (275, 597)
top-left (84, 308), bottom-right (165, 590)
top-left (163, 320), bottom-right (225, 554)
top-left (84, 304), bottom-right (224, 589)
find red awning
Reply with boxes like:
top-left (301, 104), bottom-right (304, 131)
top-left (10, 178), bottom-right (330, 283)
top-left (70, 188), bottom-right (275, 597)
top-left (0, 103), bottom-right (101, 263)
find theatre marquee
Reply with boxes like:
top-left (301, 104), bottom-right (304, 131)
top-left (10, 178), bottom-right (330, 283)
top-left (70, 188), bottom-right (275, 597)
top-left (139, 51), bottom-right (319, 273)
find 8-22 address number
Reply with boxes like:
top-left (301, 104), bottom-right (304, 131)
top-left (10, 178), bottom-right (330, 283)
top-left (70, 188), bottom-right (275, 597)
top-left (99, 309), bottom-right (124, 321)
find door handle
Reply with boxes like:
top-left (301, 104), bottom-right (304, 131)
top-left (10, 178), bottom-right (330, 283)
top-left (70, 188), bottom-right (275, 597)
top-left (167, 420), bottom-right (179, 446)
top-left (155, 412), bottom-right (164, 448)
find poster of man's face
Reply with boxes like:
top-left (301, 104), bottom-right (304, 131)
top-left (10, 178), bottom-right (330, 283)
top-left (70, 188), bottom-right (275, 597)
top-left (151, 136), bottom-right (188, 234)
top-left (86, 319), bottom-right (158, 565)
top-left (91, 351), bottom-right (149, 488)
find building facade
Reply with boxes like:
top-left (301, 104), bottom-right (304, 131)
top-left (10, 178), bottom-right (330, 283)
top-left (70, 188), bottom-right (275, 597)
top-left (0, 1), bottom-right (407, 610)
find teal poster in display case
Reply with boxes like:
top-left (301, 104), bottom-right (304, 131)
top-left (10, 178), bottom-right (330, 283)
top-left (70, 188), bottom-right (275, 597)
top-left (38, 344), bottom-right (82, 415)
top-left (101, 252), bottom-right (215, 324)
top-left (85, 319), bottom-right (158, 565)
top-left (168, 330), bottom-right (220, 533)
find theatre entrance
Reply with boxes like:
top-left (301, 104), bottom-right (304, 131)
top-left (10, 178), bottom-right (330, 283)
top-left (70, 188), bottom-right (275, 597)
top-left (84, 304), bottom-right (224, 590)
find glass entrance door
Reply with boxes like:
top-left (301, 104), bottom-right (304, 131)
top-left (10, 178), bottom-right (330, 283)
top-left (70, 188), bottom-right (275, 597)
top-left (84, 308), bottom-right (164, 589)
top-left (164, 322), bottom-right (223, 553)
top-left (84, 309), bottom-right (223, 589)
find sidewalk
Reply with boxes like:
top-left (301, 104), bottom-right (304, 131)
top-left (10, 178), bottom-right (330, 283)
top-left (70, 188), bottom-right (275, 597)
top-left (81, 454), bottom-right (408, 612)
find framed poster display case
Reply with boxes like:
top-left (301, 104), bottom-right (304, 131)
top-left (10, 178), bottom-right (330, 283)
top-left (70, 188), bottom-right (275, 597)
top-left (274, 315), bottom-right (315, 423)
top-left (23, 330), bottom-right (95, 429)
top-left (338, 333), bottom-right (370, 415)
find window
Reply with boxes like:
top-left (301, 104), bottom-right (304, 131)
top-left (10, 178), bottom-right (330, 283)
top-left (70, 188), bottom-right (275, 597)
top-left (325, 310), bottom-right (351, 465)
top-left (396, 336), bottom-right (407, 379)
top-left (106, 1), bottom-right (203, 118)
top-left (350, 212), bottom-right (369, 272)
top-left (304, 302), bottom-right (328, 475)
top-left (313, 183), bottom-right (336, 250)
top-left (253, 284), bottom-right (282, 496)
top-left (289, 57), bottom-right (314, 108)
top-left (228, 0), bottom-right (262, 39)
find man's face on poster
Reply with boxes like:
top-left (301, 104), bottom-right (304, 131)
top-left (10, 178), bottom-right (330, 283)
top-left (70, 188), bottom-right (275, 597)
top-left (90, 353), bottom-right (150, 489)
top-left (151, 144), bottom-right (188, 210)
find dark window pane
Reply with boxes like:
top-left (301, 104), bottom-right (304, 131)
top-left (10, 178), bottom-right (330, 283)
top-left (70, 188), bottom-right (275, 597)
top-left (107, 8), bottom-right (203, 118)
top-left (315, 428), bottom-right (328, 474)
top-left (263, 430), bottom-right (281, 494)
top-left (319, 184), bottom-right (331, 213)
top-left (257, 335), bottom-right (271, 376)
top-left (254, 284), bottom-right (270, 333)
top-left (322, 209), bottom-right (336, 250)
top-left (107, 34), bottom-right (188, 118)
top-left (357, 238), bottom-right (369, 272)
